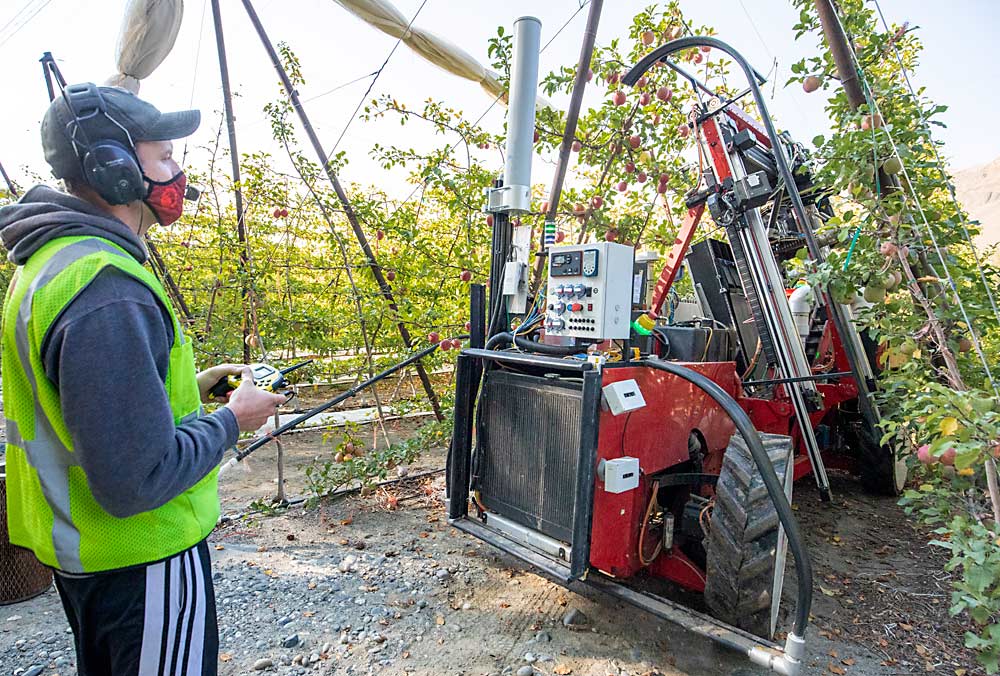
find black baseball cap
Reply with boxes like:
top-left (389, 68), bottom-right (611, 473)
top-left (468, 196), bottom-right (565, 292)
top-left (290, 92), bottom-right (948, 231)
top-left (40, 84), bottom-right (200, 180)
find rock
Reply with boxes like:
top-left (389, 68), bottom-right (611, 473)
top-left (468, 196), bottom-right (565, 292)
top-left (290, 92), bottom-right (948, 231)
top-left (435, 569), bottom-right (450, 581)
top-left (23, 667), bottom-right (44, 676)
top-left (309, 652), bottom-right (320, 664)
top-left (461, 602), bottom-right (472, 610)
top-left (253, 657), bottom-right (274, 670)
top-left (339, 632), bottom-right (350, 645)
top-left (524, 652), bottom-right (537, 663)
top-left (339, 555), bottom-right (358, 573)
top-left (563, 608), bottom-right (588, 627)
top-left (535, 630), bottom-right (551, 643)
top-left (282, 633), bottom-right (300, 649)
top-left (321, 642), bottom-right (332, 654)
top-left (516, 666), bottom-right (534, 676)
top-left (629, 646), bottom-right (641, 661)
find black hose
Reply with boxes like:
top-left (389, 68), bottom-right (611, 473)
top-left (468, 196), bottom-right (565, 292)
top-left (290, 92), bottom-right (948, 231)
top-left (642, 357), bottom-right (812, 637)
top-left (486, 331), bottom-right (582, 356)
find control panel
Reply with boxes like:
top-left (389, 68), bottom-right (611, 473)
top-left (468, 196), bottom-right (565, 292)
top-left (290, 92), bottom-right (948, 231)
top-left (544, 242), bottom-right (635, 340)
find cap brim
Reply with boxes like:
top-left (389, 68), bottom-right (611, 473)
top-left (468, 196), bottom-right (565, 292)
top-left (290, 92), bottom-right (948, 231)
top-left (138, 109), bottom-right (201, 142)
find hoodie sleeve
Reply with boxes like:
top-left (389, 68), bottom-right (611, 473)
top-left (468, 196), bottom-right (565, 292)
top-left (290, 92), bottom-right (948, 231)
top-left (40, 267), bottom-right (239, 519)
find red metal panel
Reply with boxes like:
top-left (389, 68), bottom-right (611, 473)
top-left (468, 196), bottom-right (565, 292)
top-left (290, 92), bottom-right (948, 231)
top-left (724, 105), bottom-right (771, 148)
top-left (649, 203), bottom-right (705, 316)
top-left (647, 546), bottom-right (707, 593)
top-left (589, 363), bottom-right (740, 579)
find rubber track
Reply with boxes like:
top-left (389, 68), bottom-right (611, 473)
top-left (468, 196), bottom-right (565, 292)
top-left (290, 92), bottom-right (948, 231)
top-left (704, 432), bottom-right (791, 638)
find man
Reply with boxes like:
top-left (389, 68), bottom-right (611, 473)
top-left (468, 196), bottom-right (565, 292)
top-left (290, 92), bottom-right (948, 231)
top-left (0, 83), bottom-right (285, 675)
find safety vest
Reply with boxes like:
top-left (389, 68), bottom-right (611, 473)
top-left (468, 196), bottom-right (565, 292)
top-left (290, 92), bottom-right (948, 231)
top-left (2, 235), bottom-right (219, 573)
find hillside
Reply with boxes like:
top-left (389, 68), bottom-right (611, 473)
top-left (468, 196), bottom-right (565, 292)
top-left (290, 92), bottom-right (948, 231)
top-left (953, 156), bottom-right (1000, 259)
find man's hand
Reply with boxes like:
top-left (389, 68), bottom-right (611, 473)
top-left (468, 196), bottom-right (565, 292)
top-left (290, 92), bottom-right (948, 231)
top-left (225, 367), bottom-right (287, 432)
top-left (196, 363), bottom-right (245, 403)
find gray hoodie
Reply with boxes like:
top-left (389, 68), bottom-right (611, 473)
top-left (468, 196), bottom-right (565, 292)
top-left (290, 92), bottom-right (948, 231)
top-left (0, 185), bottom-right (238, 519)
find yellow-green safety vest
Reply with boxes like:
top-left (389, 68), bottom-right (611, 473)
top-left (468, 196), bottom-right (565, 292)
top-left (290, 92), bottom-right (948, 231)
top-left (2, 235), bottom-right (219, 573)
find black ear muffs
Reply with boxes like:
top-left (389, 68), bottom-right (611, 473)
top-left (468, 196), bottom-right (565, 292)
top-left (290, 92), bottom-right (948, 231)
top-left (62, 83), bottom-right (145, 205)
top-left (81, 140), bottom-right (145, 205)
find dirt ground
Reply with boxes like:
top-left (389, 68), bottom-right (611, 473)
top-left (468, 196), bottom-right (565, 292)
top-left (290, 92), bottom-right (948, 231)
top-left (0, 413), bottom-right (985, 676)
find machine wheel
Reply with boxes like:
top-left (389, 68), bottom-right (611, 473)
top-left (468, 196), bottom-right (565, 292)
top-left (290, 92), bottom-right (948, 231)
top-left (704, 432), bottom-right (791, 639)
top-left (852, 419), bottom-right (906, 496)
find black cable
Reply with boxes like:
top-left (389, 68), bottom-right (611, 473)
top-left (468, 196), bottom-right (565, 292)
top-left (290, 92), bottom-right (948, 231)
top-left (486, 331), bottom-right (581, 356)
top-left (642, 357), bottom-right (812, 637)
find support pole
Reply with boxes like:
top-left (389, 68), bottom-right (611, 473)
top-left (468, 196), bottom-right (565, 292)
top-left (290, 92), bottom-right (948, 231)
top-left (146, 238), bottom-right (193, 322)
top-left (531, 0), bottom-right (604, 290)
top-left (0, 159), bottom-right (18, 199)
top-left (210, 0), bottom-right (252, 363)
top-left (239, 0), bottom-right (443, 421)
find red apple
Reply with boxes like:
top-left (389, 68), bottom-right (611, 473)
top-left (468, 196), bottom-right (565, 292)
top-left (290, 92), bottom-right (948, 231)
top-left (591, 195), bottom-right (604, 209)
top-left (677, 124), bottom-right (690, 138)
top-left (659, 172), bottom-right (670, 184)
top-left (637, 172), bottom-right (647, 183)
top-left (386, 270), bottom-right (396, 281)
top-left (184, 265), bottom-right (193, 271)
top-left (427, 332), bottom-right (441, 344)
top-left (657, 182), bottom-right (668, 194)
top-left (573, 203), bottom-right (586, 215)
top-left (802, 75), bottom-right (822, 93)
top-left (629, 134), bottom-right (642, 149)
top-left (639, 92), bottom-right (652, 106)
top-left (693, 52), bottom-right (703, 64)
top-left (917, 444), bottom-right (935, 465)
top-left (641, 30), bottom-right (655, 46)
top-left (653, 114), bottom-right (661, 125)
top-left (940, 447), bottom-right (957, 466)
top-left (656, 86), bottom-right (673, 102)
top-left (533, 130), bottom-right (540, 143)
top-left (958, 337), bottom-right (973, 353)
top-left (880, 241), bottom-right (898, 257)
top-left (625, 161), bottom-right (636, 174)
top-left (376, 229), bottom-right (385, 241)
top-left (637, 76), bottom-right (649, 88)
top-left (617, 181), bottom-right (628, 193)
top-left (572, 140), bottom-right (583, 152)
top-left (605, 228), bottom-right (619, 242)
top-left (439, 340), bottom-right (452, 352)
top-left (464, 321), bottom-right (471, 331)
top-left (700, 45), bottom-right (711, 53)
top-left (486, 214), bottom-right (494, 227)
top-left (587, 68), bottom-right (593, 82)
top-left (272, 208), bottom-right (282, 218)
top-left (460, 270), bottom-right (472, 282)
top-left (613, 90), bottom-right (627, 106)
top-left (279, 208), bottom-right (289, 218)
top-left (450, 338), bottom-right (463, 350)
top-left (861, 114), bottom-right (883, 131)
top-left (607, 71), bottom-right (620, 85)
top-left (555, 231), bottom-right (566, 243)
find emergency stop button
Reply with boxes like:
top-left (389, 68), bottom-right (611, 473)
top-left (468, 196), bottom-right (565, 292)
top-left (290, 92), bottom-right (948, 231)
top-left (570, 303), bottom-right (583, 312)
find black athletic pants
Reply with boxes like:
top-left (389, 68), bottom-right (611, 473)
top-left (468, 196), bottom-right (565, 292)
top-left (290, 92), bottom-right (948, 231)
top-left (53, 539), bottom-right (218, 676)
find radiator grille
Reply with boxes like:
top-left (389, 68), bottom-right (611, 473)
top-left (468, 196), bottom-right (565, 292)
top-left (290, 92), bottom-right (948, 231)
top-left (475, 370), bottom-right (584, 543)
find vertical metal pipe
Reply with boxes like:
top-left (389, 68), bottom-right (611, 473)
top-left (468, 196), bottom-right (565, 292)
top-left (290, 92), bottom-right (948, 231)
top-left (238, 0), bottom-right (443, 421)
top-left (210, 0), bottom-right (252, 363)
top-left (503, 16), bottom-right (541, 197)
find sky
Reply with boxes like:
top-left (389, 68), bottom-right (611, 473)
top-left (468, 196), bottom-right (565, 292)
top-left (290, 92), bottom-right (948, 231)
top-left (1, 0), bottom-right (998, 201)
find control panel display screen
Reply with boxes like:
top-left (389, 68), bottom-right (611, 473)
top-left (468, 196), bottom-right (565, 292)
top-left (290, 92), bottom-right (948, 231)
top-left (550, 251), bottom-right (582, 277)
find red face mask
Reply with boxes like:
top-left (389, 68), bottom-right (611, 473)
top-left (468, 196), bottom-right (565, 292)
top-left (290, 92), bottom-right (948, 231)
top-left (144, 171), bottom-right (187, 226)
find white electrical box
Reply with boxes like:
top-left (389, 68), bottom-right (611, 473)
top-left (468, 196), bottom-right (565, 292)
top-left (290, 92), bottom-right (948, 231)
top-left (544, 242), bottom-right (635, 340)
top-left (601, 457), bottom-right (640, 494)
top-left (602, 379), bottom-right (646, 416)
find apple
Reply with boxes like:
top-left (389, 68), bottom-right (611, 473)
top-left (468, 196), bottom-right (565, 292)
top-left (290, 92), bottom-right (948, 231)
top-left (376, 229), bottom-right (385, 241)
top-left (693, 52), bottom-right (704, 64)
top-left (386, 270), bottom-right (396, 281)
top-left (637, 76), bottom-right (649, 88)
top-left (700, 45), bottom-right (711, 53)
top-left (334, 452), bottom-right (344, 463)
top-left (639, 150), bottom-right (652, 164)
top-left (916, 444), bottom-right (935, 465)
top-left (861, 114), bottom-right (883, 131)
top-left (802, 75), bottom-right (822, 93)
top-left (464, 321), bottom-right (471, 332)
top-left (541, 201), bottom-right (549, 213)
top-left (613, 90), bottom-right (627, 106)
top-left (273, 208), bottom-right (282, 218)
top-left (653, 113), bottom-right (661, 125)
top-left (940, 447), bottom-right (957, 466)
top-left (640, 92), bottom-right (652, 106)
top-left (460, 270), bottom-right (473, 282)
top-left (883, 156), bottom-right (903, 175)
top-left (863, 285), bottom-right (887, 303)
top-left (659, 172), bottom-right (670, 184)
top-left (657, 182), bottom-right (668, 194)
top-left (587, 68), bottom-right (593, 82)
top-left (880, 241), bottom-right (898, 257)
top-left (677, 123), bottom-right (690, 138)
top-left (342, 453), bottom-right (354, 462)
top-left (279, 208), bottom-right (288, 218)
top-left (605, 228), bottom-right (619, 242)
top-left (533, 130), bottom-right (540, 143)
top-left (628, 135), bottom-right (642, 149)
top-left (573, 203), bottom-right (586, 215)
top-left (344, 441), bottom-right (355, 455)
top-left (572, 140), bottom-right (583, 152)
top-left (427, 332), bottom-right (441, 344)
top-left (180, 241), bottom-right (190, 248)
top-left (439, 340), bottom-right (452, 352)
top-left (636, 171), bottom-right (648, 183)
top-left (591, 195), bottom-right (604, 209)
top-left (656, 86), bottom-right (673, 102)
top-left (555, 231), bottom-right (566, 243)
top-left (625, 161), bottom-right (636, 174)
top-left (607, 71), bottom-right (621, 85)
top-left (184, 265), bottom-right (193, 271)
top-left (617, 181), bottom-right (628, 192)
top-left (642, 30), bottom-right (655, 46)
top-left (450, 338), bottom-right (463, 350)
top-left (958, 337), bottom-right (973, 353)
top-left (486, 214), bottom-right (494, 227)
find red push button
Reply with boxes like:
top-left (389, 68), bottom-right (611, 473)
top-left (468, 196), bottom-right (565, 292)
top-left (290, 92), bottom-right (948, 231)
top-left (570, 303), bottom-right (583, 311)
